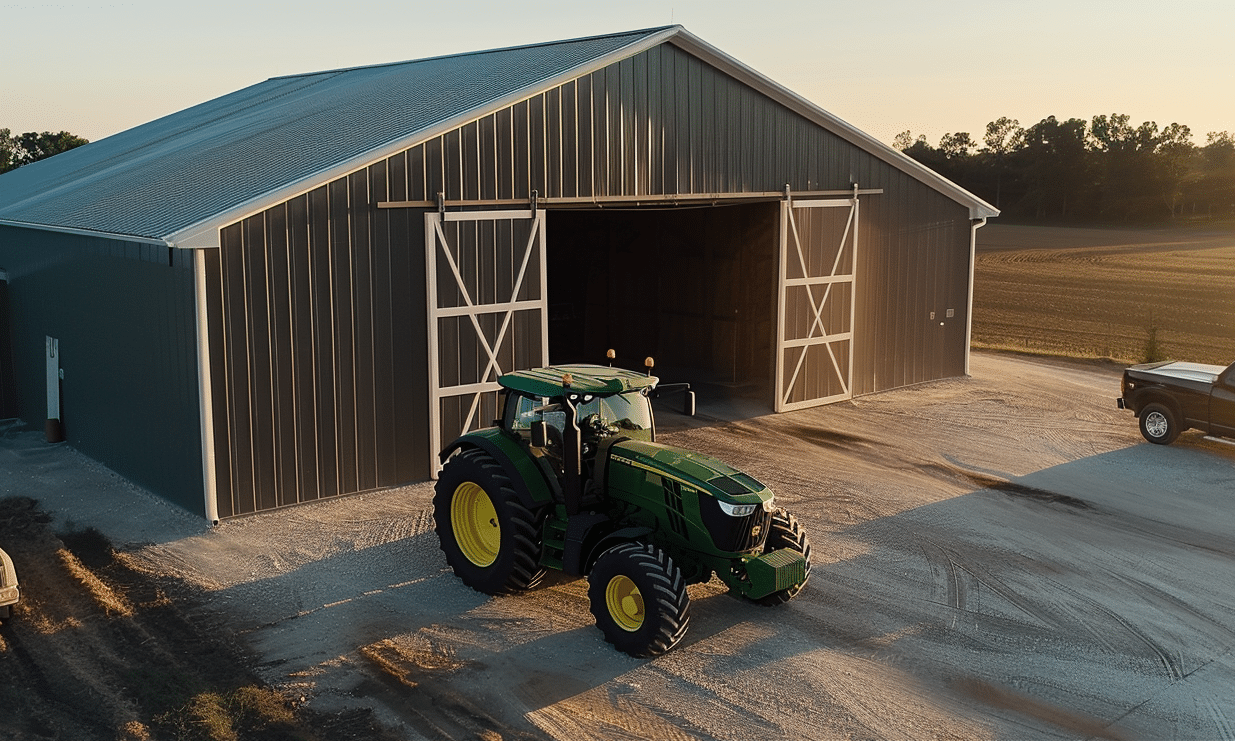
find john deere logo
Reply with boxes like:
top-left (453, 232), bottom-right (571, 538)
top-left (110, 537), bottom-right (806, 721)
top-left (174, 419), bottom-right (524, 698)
top-left (751, 525), bottom-right (762, 537)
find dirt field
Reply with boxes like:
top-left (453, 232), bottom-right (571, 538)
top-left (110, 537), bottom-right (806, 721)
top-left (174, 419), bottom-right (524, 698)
top-left (974, 223), bottom-right (1235, 365)
top-left (4, 348), bottom-right (1235, 740)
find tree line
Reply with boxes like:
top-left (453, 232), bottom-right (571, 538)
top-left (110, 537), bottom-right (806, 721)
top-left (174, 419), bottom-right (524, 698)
top-left (0, 129), bottom-right (89, 174)
top-left (894, 115), bottom-right (1235, 223)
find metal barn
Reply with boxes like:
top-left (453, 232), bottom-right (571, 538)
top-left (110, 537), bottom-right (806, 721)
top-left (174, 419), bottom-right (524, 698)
top-left (0, 26), bottom-right (996, 520)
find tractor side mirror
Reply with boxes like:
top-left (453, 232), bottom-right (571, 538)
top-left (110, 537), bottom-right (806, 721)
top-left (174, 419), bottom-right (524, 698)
top-left (684, 390), bottom-right (696, 417)
top-left (532, 420), bottom-right (549, 448)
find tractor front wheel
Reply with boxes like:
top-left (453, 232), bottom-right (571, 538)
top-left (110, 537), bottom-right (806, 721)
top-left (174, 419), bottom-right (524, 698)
top-left (587, 542), bottom-right (690, 657)
top-left (746, 508), bottom-right (811, 606)
top-left (434, 448), bottom-right (546, 595)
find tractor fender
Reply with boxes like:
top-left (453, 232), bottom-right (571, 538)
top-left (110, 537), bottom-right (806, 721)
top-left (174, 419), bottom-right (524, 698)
top-left (440, 429), bottom-right (556, 511)
top-left (582, 526), bottom-right (655, 575)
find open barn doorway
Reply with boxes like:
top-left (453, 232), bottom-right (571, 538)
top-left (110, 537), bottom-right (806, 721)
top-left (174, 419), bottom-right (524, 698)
top-left (546, 202), bottom-right (779, 404)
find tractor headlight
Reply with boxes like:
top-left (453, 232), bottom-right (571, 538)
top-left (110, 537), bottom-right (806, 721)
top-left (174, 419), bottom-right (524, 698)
top-left (718, 500), bottom-right (757, 517)
top-left (699, 493), bottom-right (774, 552)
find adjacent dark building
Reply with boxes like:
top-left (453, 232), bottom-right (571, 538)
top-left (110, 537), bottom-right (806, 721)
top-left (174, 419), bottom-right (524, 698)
top-left (0, 26), bottom-right (996, 520)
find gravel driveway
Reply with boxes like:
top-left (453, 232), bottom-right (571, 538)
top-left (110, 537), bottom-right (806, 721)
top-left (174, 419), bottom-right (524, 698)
top-left (8, 351), bottom-right (1235, 740)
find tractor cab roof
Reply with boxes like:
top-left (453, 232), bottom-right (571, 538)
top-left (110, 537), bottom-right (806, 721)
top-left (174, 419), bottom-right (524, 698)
top-left (499, 364), bottom-right (658, 398)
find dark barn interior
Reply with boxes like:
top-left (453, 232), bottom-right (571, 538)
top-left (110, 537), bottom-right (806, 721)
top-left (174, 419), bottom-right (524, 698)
top-left (547, 202), bottom-right (779, 399)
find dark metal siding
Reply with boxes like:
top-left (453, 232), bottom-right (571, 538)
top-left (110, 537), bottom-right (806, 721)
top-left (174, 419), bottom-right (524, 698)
top-left (0, 225), bottom-right (204, 514)
top-left (854, 175), bottom-right (972, 396)
top-left (208, 183), bottom-right (429, 517)
top-left (369, 45), bottom-right (883, 203)
top-left (209, 40), bottom-right (973, 513)
top-left (0, 271), bottom-right (16, 419)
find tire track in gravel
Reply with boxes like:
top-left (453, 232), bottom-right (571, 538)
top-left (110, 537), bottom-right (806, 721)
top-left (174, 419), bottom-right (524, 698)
top-left (1103, 570), bottom-right (1235, 645)
top-left (912, 517), bottom-right (1203, 683)
top-left (917, 540), bottom-right (1059, 631)
top-left (347, 508), bottom-right (434, 550)
top-left (1202, 696), bottom-right (1235, 741)
top-left (1049, 578), bottom-right (1185, 680)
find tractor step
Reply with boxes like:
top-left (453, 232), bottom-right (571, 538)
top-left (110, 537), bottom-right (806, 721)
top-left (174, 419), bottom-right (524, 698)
top-left (540, 517), bottom-right (567, 570)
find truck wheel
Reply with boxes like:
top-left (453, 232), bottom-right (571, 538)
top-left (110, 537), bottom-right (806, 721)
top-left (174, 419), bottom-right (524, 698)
top-left (434, 448), bottom-right (546, 595)
top-left (588, 543), bottom-right (690, 657)
top-left (1139, 402), bottom-right (1180, 445)
top-left (747, 508), bottom-right (812, 606)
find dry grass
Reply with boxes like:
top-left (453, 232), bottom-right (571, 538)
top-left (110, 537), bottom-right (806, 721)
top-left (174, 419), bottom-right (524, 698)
top-left (57, 546), bottom-right (133, 617)
top-left (157, 686), bottom-right (305, 741)
top-left (973, 224), bottom-right (1235, 365)
top-left (359, 635), bottom-right (465, 690)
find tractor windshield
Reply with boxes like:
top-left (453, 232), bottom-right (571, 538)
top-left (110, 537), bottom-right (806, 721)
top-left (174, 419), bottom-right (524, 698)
top-left (505, 389), bottom-right (655, 443)
top-left (576, 391), bottom-right (654, 442)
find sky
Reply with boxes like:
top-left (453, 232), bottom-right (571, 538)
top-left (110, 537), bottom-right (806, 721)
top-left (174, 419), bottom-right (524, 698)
top-left (3, 0), bottom-right (1232, 149)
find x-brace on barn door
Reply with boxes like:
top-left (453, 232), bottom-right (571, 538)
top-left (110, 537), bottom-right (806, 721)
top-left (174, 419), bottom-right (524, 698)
top-left (775, 196), bottom-right (858, 412)
top-left (426, 209), bottom-right (548, 474)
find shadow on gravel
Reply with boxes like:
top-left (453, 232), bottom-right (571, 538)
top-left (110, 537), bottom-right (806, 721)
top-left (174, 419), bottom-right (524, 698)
top-left (779, 443), bottom-right (1235, 740)
top-left (0, 496), bottom-right (405, 741)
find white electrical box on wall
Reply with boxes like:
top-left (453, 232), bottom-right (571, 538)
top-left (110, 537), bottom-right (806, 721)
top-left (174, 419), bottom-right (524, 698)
top-left (46, 336), bottom-right (63, 442)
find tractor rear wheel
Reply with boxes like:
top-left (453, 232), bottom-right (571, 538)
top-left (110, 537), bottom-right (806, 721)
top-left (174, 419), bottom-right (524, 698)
top-left (434, 448), bottom-right (546, 595)
top-left (587, 542), bottom-right (690, 657)
top-left (746, 508), bottom-right (811, 606)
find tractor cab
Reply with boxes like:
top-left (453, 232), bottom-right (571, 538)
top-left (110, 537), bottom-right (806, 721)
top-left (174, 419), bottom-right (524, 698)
top-left (497, 359), bottom-right (693, 486)
top-left (500, 364), bottom-right (658, 446)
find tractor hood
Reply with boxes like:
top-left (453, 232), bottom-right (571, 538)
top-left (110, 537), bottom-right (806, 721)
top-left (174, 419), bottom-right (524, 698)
top-left (608, 438), bottom-right (773, 507)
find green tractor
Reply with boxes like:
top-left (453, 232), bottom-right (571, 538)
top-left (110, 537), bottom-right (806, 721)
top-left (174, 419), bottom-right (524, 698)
top-left (433, 356), bottom-right (811, 657)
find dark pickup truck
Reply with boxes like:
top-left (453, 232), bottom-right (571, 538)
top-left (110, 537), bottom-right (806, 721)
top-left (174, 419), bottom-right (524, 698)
top-left (1118, 360), bottom-right (1235, 444)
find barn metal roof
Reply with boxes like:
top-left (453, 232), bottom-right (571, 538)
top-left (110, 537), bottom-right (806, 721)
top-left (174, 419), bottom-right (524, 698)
top-left (0, 26), bottom-right (995, 247)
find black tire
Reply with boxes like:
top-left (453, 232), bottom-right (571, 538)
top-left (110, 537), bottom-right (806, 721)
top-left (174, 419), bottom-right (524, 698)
top-left (587, 542), bottom-right (690, 657)
top-left (433, 448), bottom-right (546, 595)
top-left (1139, 402), bottom-right (1180, 445)
top-left (746, 508), bottom-right (812, 606)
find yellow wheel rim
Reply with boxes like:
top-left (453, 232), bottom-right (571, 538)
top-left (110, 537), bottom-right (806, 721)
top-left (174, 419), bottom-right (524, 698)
top-left (451, 482), bottom-right (500, 567)
top-left (605, 575), bottom-right (645, 632)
